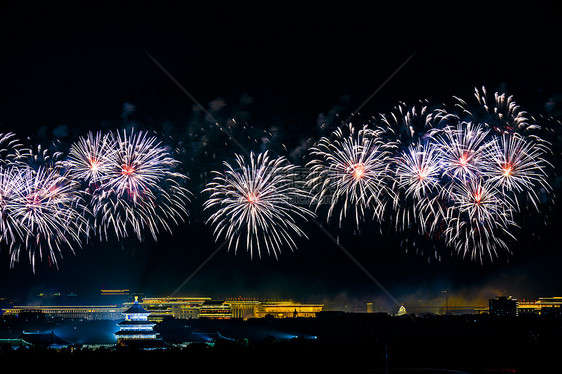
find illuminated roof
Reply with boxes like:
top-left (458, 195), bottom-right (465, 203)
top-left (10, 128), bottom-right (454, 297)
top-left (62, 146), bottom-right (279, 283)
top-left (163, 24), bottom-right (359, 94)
top-left (123, 298), bottom-right (150, 315)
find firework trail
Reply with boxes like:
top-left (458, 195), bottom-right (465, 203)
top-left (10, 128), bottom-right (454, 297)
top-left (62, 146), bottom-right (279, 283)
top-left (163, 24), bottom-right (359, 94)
top-left (453, 86), bottom-right (538, 134)
top-left (305, 124), bottom-right (395, 229)
top-left (0, 128), bottom-right (191, 270)
top-left (0, 132), bottom-right (29, 168)
top-left (403, 89), bottom-right (552, 262)
top-left (378, 100), bottom-right (455, 145)
top-left (203, 151), bottom-right (315, 259)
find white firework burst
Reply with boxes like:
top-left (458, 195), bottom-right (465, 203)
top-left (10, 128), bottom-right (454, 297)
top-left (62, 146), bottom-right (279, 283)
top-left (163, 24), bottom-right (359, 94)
top-left (306, 124), bottom-right (395, 229)
top-left (445, 178), bottom-right (517, 263)
top-left (0, 165), bottom-right (88, 271)
top-left (203, 151), bottom-right (315, 258)
top-left (431, 121), bottom-right (496, 182)
top-left (482, 132), bottom-right (551, 210)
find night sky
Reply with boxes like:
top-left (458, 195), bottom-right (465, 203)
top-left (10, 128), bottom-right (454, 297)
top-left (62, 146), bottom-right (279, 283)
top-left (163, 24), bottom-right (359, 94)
top-left (0, 1), bottom-right (561, 312)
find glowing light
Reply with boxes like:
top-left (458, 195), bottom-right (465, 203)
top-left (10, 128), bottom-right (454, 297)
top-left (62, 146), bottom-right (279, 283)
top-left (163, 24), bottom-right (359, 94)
top-left (473, 191), bottom-right (482, 204)
top-left (351, 163), bottom-right (365, 179)
top-left (246, 193), bottom-right (258, 204)
top-left (88, 159), bottom-right (99, 171)
top-left (501, 163), bottom-right (513, 177)
top-left (121, 164), bottom-right (135, 176)
top-left (458, 153), bottom-right (469, 167)
top-left (432, 122), bottom-right (494, 181)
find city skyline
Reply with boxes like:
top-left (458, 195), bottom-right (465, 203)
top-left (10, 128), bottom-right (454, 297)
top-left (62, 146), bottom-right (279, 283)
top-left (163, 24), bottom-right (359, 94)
top-left (8, 286), bottom-right (562, 317)
top-left (0, 1), bottom-right (561, 321)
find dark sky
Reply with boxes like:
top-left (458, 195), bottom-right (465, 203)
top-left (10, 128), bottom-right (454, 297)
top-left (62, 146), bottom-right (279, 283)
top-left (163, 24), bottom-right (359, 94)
top-left (0, 1), bottom-right (561, 311)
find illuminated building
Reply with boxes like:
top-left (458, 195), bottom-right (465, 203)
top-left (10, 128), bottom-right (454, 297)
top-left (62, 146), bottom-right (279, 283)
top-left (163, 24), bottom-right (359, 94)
top-left (1, 305), bottom-right (124, 320)
top-left (124, 297), bottom-right (211, 322)
top-left (254, 301), bottom-right (324, 318)
top-left (2, 297), bottom-right (324, 321)
top-left (131, 297), bottom-right (323, 320)
top-left (199, 300), bottom-right (232, 319)
top-left (517, 297), bottom-right (562, 315)
top-left (115, 296), bottom-right (162, 345)
top-left (489, 296), bottom-right (518, 317)
top-left (225, 299), bottom-right (261, 319)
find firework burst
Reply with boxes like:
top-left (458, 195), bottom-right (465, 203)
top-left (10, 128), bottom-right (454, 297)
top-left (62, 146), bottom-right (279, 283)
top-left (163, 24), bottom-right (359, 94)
top-left (0, 165), bottom-right (88, 271)
top-left (66, 129), bottom-right (191, 242)
top-left (445, 178), bottom-right (518, 263)
top-left (0, 86), bottom-right (555, 269)
top-left (394, 141), bottom-right (442, 201)
top-left (482, 131), bottom-right (551, 210)
top-left (203, 151), bottom-right (315, 258)
top-left (306, 124), bottom-right (395, 229)
top-left (392, 140), bottom-right (446, 237)
top-left (66, 131), bottom-right (115, 185)
top-left (0, 166), bottom-right (24, 248)
top-left (431, 121), bottom-right (496, 182)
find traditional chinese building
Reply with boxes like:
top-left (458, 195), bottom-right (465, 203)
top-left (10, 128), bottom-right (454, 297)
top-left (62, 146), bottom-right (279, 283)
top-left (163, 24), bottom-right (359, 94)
top-left (114, 296), bottom-right (166, 349)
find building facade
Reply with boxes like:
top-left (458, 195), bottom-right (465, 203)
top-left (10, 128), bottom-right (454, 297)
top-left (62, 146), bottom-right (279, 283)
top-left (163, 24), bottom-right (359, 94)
top-left (131, 297), bottom-right (211, 321)
top-left (518, 297), bottom-right (562, 315)
top-left (254, 301), bottom-right (324, 318)
top-left (225, 299), bottom-right (261, 319)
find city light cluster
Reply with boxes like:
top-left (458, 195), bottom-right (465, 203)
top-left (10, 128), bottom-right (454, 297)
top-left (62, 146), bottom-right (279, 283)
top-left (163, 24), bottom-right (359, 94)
top-left (0, 87), bottom-right (555, 270)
